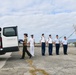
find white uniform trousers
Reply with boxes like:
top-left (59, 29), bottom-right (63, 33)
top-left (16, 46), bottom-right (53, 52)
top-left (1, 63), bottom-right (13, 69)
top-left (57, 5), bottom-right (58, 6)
top-left (30, 46), bottom-right (34, 56)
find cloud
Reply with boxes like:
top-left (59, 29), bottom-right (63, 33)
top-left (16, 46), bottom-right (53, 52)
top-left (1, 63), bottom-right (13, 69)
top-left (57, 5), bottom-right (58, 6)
top-left (0, 0), bottom-right (76, 42)
top-left (0, 0), bottom-right (76, 15)
top-left (0, 12), bottom-right (76, 42)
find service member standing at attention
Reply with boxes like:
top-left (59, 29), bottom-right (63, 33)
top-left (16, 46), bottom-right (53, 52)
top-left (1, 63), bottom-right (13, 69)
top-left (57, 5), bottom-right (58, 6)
top-left (47, 35), bottom-right (53, 55)
top-left (28, 35), bottom-right (35, 57)
top-left (40, 34), bottom-right (46, 56)
top-left (20, 33), bottom-right (32, 59)
top-left (54, 35), bottom-right (60, 55)
top-left (62, 36), bottom-right (68, 55)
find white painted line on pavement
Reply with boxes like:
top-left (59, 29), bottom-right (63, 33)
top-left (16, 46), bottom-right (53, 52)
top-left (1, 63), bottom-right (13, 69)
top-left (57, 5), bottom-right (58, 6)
top-left (0, 52), bottom-right (12, 69)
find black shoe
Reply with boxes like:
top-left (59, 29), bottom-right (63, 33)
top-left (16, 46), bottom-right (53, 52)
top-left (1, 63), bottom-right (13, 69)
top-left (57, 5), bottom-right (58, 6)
top-left (49, 54), bottom-right (53, 56)
top-left (56, 54), bottom-right (59, 55)
top-left (42, 53), bottom-right (45, 56)
top-left (64, 53), bottom-right (68, 55)
top-left (42, 55), bottom-right (45, 56)
top-left (20, 58), bottom-right (24, 59)
top-left (29, 56), bottom-right (32, 59)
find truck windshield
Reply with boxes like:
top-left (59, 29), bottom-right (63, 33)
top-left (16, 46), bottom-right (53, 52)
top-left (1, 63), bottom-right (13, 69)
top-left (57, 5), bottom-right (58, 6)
top-left (0, 28), bottom-right (1, 31)
top-left (0, 33), bottom-right (1, 37)
top-left (0, 33), bottom-right (1, 47)
top-left (3, 27), bottom-right (17, 37)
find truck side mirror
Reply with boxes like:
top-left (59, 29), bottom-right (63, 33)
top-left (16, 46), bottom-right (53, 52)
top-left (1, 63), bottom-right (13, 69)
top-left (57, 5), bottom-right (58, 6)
top-left (0, 28), bottom-right (1, 31)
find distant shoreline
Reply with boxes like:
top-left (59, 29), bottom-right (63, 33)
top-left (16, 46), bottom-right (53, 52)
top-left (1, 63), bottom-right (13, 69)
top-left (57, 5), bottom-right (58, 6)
top-left (19, 43), bottom-right (76, 47)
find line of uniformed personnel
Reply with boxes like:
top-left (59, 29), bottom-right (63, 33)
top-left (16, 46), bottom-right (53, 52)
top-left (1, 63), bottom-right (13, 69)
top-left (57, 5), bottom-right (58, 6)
top-left (40, 34), bottom-right (68, 56)
top-left (20, 33), bottom-right (68, 59)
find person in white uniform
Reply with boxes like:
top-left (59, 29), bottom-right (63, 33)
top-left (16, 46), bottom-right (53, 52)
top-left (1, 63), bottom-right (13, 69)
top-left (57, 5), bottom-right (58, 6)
top-left (28, 35), bottom-right (35, 56)
top-left (54, 35), bottom-right (60, 55)
top-left (40, 34), bottom-right (46, 56)
top-left (62, 36), bottom-right (68, 55)
top-left (47, 35), bottom-right (53, 55)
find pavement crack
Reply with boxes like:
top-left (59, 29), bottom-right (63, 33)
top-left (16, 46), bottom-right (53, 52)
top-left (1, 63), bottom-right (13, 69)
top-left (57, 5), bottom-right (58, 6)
top-left (26, 59), bottom-right (49, 75)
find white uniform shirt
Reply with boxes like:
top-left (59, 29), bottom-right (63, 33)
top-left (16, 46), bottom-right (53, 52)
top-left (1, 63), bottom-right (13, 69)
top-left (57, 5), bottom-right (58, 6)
top-left (29, 38), bottom-right (35, 46)
top-left (41, 36), bottom-right (46, 43)
top-left (62, 39), bottom-right (68, 45)
top-left (54, 38), bottom-right (60, 44)
top-left (47, 38), bottom-right (53, 44)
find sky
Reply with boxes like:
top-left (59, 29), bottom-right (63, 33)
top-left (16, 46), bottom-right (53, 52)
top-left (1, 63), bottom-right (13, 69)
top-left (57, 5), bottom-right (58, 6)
top-left (0, 0), bottom-right (76, 42)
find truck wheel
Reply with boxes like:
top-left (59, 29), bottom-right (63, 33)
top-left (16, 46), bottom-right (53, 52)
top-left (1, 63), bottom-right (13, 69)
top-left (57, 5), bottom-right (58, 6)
top-left (0, 52), bottom-right (6, 55)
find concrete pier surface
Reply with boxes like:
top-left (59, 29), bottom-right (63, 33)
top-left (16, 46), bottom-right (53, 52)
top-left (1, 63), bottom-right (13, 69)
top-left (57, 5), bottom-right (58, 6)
top-left (0, 46), bottom-right (76, 75)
